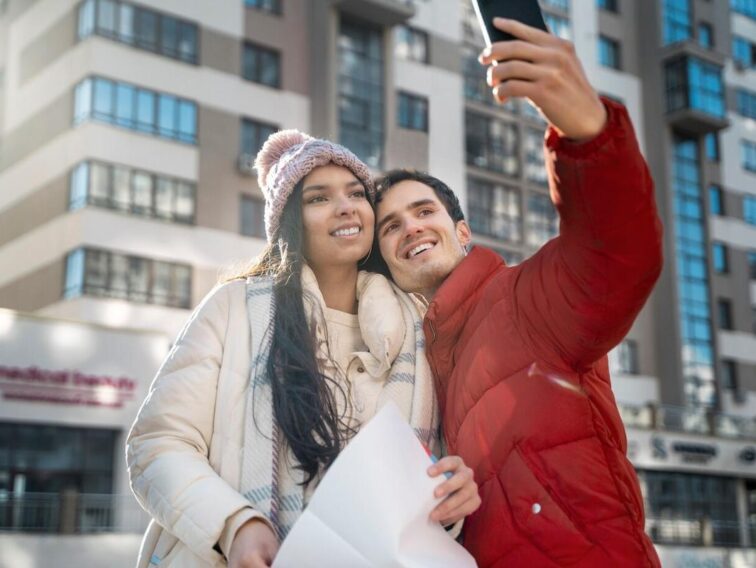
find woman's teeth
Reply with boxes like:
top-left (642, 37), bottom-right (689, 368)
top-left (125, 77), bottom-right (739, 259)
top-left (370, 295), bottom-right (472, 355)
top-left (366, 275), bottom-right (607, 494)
top-left (333, 227), bottom-right (360, 237)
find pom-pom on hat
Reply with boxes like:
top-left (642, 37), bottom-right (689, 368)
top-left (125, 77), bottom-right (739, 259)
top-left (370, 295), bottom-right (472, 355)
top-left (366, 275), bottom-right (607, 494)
top-left (254, 129), bottom-right (375, 242)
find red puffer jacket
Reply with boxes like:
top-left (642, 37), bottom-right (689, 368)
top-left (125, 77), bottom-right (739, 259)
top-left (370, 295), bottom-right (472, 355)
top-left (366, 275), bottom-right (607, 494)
top-left (424, 100), bottom-right (662, 567)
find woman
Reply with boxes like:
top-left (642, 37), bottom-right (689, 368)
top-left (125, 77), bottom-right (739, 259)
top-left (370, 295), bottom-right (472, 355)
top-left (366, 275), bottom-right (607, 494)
top-left (126, 131), bottom-right (480, 568)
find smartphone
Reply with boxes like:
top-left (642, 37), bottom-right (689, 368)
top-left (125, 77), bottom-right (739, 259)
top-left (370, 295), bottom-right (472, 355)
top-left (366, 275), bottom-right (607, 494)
top-left (470, 0), bottom-right (549, 45)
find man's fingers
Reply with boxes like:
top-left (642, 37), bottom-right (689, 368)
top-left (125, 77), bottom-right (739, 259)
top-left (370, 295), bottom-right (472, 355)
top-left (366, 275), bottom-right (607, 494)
top-left (487, 60), bottom-right (544, 87)
top-left (492, 17), bottom-right (556, 46)
top-left (493, 80), bottom-right (535, 103)
top-left (478, 39), bottom-right (548, 66)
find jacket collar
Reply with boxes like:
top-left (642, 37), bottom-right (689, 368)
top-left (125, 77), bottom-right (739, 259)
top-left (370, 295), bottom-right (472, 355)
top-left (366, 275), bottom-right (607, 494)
top-left (425, 246), bottom-right (505, 342)
top-left (301, 265), bottom-right (406, 375)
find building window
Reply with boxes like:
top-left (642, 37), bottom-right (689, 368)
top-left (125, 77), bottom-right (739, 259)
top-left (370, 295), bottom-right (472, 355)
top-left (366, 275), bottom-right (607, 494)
top-left (73, 77), bottom-right (197, 144)
top-left (597, 0), bottom-right (618, 12)
top-left (697, 22), bottom-right (713, 48)
top-left (748, 251), bottom-right (756, 279)
top-left (744, 195), bottom-right (756, 225)
top-left (731, 0), bottom-right (756, 20)
top-left (397, 91), bottom-right (428, 132)
top-left (616, 340), bottom-right (639, 374)
top-left (524, 128), bottom-right (547, 185)
top-left (240, 195), bottom-right (266, 239)
top-left (462, 44), bottom-right (519, 113)
top-left (643, 471), bottom-right (739, 547)
top-left (721, 360), bottom-right (738, 391)
top-left (736, 89), bottom-right (756, 120)
top-left (665, 57), bottom-right (724, 118)
top-left (662, 0), bottom-right (692, 45)
top-left (598, 35), bottom-right (621, 70)
top-left (68, 160), bottom-right (195, 223)
top-left (712, 242), bottom-right (729, 273)
top-left (704, 133), bottom-right (719, 161)
top-left (338, 18), bottom-right (384, 169)
top-left (0, 423), bottom-right (118, 533)
top-left (526, 193), bottom-right (558, 247)
top-left (742, 140), bottom-right (756, 173)
top-left (467, 177), bottom-right (521, 242)
top-left (541, 0), bottom-right (570, 11)
top-left (673, 137), bottom-right (715, 406)
top-left (732, 36), bottom-right (755, 68)
top-left (543, 13), bottom-right (571, 40)
top-left (465, 112), bottom-right (520, 177)
top-left (77, 0), bottom-right (198, 64)
top-left (242, 43), bottom-right (281, 88)
top-left (244, 0), bottom-right (281, 15)
top-left (718, 298), bottom-right (733, 330)
top-left (64, 248), bottom-right (192, 308)
top-left (708, 185), bottom-right (724, 216)
top-left (394, 25), bottom-right (428, 63)
top-left (239, 118), bottom-right (278, 173)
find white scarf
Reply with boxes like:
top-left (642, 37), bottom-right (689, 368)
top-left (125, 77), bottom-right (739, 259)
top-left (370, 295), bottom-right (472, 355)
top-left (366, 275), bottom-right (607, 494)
top-left (239, 269), bottom-right (439, 539)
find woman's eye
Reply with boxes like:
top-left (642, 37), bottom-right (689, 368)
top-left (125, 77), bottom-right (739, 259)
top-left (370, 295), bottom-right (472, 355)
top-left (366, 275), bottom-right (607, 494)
top-left (307, 196), bottom-right (326, 204)
top-left (351, 190), bottom-right (367, 199)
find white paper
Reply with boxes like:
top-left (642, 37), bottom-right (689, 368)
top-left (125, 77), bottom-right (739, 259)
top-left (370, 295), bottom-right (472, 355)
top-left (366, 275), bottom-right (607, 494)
top-left (273, 402), bottom-right (477, 567)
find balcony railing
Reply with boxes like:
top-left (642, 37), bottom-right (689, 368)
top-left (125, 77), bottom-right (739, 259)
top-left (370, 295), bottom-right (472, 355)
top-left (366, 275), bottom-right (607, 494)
top-left (0, 492), bottom-right (149, 534)
top-left (646, 517), bottom-right (749, 548)
top-left (620, 403), bottom-right (756, 440)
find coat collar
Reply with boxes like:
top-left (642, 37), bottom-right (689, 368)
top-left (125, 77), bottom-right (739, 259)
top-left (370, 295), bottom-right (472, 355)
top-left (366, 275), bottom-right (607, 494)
top-left (425, 246), bottom-right (505, 342)
top-left (301, 265), bottom-right (406, 376)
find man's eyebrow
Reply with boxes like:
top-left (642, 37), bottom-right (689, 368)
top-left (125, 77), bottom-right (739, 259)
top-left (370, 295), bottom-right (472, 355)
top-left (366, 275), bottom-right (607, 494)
top-left (377, 198), bottom-right (437, 232)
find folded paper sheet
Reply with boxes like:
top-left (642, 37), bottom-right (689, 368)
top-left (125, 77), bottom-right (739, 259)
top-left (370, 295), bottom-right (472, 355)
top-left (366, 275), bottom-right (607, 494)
top-left (273, 402), bottom-right (477, 567)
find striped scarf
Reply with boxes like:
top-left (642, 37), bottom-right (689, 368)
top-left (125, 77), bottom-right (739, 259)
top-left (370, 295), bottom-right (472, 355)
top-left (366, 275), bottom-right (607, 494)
top-left (240, 271), bottom-right (439, 539)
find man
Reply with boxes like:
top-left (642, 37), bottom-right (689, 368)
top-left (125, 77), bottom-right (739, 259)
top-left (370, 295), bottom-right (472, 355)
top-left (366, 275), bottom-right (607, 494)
top-left (374, 18), bottom-right (662, 568)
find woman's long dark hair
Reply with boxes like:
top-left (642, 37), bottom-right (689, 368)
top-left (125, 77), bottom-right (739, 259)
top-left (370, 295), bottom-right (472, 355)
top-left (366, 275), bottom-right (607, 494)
top-left (226, 181), bottom-right (356, 485)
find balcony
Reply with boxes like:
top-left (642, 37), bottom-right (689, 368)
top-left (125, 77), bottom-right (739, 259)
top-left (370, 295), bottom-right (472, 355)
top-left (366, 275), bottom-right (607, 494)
top-left (335, 0), bottom-right (414, 26)
top-left (646, 517), bottom-right (749, 548)
top-left (620, 403), bottom-right (756, 440)
top-left (664, 55), bottom-right (729, 134)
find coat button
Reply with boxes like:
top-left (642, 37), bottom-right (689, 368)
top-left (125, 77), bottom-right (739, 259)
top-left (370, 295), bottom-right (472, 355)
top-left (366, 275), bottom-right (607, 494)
top-left (532, 503), bottom-right (542, 514)
top-left (357, 366), bottom-right (365, 373)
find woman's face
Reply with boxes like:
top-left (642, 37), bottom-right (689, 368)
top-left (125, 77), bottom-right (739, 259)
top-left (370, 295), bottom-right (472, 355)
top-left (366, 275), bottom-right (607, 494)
top-left (300, 164), bottom-right (375, 272)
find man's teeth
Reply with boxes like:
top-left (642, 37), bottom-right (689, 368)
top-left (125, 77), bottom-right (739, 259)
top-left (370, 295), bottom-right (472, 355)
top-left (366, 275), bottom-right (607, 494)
top-left (408, 243), bottom-right (433, 258)
top-left (333, 227), bottom-right (360, 237)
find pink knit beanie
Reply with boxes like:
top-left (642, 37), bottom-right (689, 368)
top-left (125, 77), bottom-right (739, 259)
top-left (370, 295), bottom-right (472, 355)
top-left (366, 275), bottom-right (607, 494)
top-left (254, 130), bottom-right (375, 242)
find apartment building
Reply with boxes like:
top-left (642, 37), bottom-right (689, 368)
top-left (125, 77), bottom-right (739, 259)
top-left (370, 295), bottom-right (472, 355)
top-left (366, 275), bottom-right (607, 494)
top-left (0, 0), bottom-right (754, 565)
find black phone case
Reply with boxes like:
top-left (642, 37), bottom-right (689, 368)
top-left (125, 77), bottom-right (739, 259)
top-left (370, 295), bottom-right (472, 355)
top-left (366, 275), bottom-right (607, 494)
top-left (471, 0), bottom-right (549, 45)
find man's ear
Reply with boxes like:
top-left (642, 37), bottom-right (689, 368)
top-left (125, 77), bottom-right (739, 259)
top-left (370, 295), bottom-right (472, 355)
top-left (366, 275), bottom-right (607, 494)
top-left (455, 220), bottom-right (472, 248)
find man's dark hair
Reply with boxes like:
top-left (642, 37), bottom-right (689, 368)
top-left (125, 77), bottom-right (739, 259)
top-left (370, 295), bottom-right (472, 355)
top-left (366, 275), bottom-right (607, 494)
top-left (374, 169), bottom-right (465, 224)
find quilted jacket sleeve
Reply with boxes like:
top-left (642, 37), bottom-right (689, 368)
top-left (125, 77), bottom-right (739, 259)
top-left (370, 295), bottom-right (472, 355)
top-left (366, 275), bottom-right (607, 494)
top-left (513, 98), bottom-right (663, 371)
top-left (126, 283), bottom-right (263, 564)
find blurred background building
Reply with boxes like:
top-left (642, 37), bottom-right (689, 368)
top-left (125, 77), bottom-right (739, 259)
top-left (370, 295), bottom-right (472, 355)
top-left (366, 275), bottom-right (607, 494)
top-left (0, 0), bottom-right (754, 566)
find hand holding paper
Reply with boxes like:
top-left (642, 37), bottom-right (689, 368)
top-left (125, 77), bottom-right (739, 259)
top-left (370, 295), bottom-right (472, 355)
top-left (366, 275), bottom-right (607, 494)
top-left (272, 403), bottom-right (477, 567)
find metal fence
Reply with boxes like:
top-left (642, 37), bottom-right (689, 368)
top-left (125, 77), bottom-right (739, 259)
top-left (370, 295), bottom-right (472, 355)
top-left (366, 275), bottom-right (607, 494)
top-left (0, 492), bottom-right (149, 534)
top-left (646, 517), bottom-right (752, 548)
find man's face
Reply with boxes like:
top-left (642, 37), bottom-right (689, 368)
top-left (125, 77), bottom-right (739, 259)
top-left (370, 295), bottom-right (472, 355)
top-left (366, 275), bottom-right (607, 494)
top-left (376, 180), bottom-right (471, 297)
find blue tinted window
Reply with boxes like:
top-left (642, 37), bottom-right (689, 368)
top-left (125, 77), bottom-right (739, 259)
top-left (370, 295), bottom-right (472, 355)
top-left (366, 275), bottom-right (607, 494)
top-left (74, 78), bottom-right (93, 123)
top-left (712, 243), bottom-right (728, 273)
top-left (397, 91), bottom-right (428, 132)
top-left (543, 13), bottom-right (571, 40)
top-left (731, 0), bottom-right (756, 19)
top-left (69, 162), bottom-right (90, 210)
top-left (78, 0), bottom-right (95, 38)
top-left (743, 140), bottom-right (756, 172)
top-left (93, 78), bottom-right (114, 119)
top-left (663, 0), bottom-right (691, 45)
top-left (64, 249), bottom-right (86, 299)
top-left (708, 186), bottom-right (723, 215)
top-left (73, 77), bottom-right (196, 144)
top-left (704, 133), bottom-right (719, 161)
top-left (732, 36), bottom-right (754, 68)
top-left (597, 0), bottom-right (618, 11)
top-left (697, 23), bottom-right (712, 48)
top-left (115, 83), bottom-right (134, 127)
top-left (598, 36), bottom-right (621, 69)
top-left (136, 89), bottom-right (155, 132)
top-left (158, 95), bottom-right (177, 137)
top-left (744, 195), bottom-right (756, 225)
top-left (736, 89), bottom-right (756, 119)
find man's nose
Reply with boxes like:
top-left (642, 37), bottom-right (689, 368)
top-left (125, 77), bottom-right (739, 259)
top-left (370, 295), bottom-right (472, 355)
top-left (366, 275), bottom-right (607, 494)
top-left (403, 219), bottom-right (424, 239)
